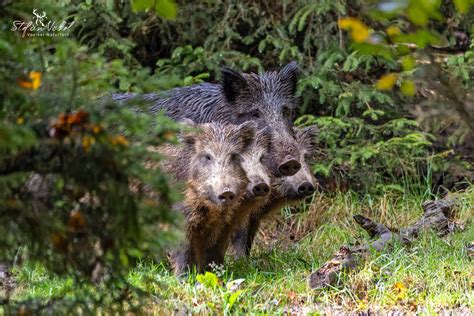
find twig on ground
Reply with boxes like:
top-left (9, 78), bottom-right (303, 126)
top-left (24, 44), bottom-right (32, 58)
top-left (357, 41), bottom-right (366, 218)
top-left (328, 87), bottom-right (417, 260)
top-left (309, 198), bottom-right (460, 289)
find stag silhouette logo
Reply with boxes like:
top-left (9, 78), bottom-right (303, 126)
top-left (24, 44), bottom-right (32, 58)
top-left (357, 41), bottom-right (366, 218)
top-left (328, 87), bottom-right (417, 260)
top-left (32, 9), bottom-right (47, 28)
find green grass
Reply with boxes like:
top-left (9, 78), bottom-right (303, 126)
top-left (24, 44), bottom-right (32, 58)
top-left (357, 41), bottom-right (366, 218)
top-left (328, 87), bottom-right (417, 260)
top-left (4, 187), bottom-right (473, 314)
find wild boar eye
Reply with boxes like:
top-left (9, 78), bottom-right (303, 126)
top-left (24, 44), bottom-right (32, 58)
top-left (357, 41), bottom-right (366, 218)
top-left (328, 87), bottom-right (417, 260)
top-left (259, 155), bottom-right (265, 163)
top-left (231, 153), bottom-right (240, 161)
top-left (204, 154), bottom-right (212, 161)
top-left (252, 112), bottom-right (260, 119)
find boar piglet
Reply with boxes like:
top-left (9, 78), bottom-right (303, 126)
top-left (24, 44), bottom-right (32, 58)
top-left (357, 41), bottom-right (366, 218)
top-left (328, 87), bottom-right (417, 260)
top-left (164, 121), bottom-right (256, 274)
top-left (112, 62), bottom-right (302, 178)
top-left (208, 127), bottom-right (274, 262)
top-left (230, 125), bottom-right (319, 258)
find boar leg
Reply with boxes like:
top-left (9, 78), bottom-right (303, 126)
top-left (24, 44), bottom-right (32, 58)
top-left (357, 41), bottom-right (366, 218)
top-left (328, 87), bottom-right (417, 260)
top-left (230, 213), bottom-right (263, 258)
top-left (171, 244), bottom-right (192, 275)
top-left (205, 221), bottom-right (234, 268)
top-left (231, 227), bottom-right (250, 259)
top-left (189, 231), bottom-right (211, 273)
top-left (245, 214), bottom-right (263, 256)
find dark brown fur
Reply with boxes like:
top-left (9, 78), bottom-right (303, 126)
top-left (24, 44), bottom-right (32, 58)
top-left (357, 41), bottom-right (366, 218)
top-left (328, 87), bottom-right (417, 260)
top-left (162, 121), bottom-right (256, 274)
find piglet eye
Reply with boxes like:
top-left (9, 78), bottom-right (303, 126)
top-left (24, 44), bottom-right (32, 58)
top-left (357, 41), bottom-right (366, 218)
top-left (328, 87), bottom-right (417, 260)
top-left (282, 106), bottom-right (291, 118)
top-left (259, 155), bottom-right (265, 163)
top-left (231, 153), bottom-right (240, 161)
top-left (204, 154), bottom-right (212, 161)
top-left (252, 112), bottom-right (260, 119)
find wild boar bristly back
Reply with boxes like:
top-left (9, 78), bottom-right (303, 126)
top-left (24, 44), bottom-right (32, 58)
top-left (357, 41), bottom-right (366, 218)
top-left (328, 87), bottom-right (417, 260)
top-left (111, 62), bottom-right (303, 177)
top-left (148, 83), bottom-right (231, 123)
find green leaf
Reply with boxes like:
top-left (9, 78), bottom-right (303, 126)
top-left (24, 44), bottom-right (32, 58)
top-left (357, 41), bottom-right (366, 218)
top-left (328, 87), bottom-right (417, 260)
top-left (406, 4), bottom-right (428, 26)
top-left (406, 0), bottom-right (442, 26)
top-left (196, 271), bottom-right (219, 289)
top-left (453, 0), bottom-right (474, 13)
top-left (401, 56), bottom-right (415, 71)
top-left (119, 249), bottom-right (129, 266)
top-left (155, 0), bottom-right (177, 20)
top-left (391, 30), bottom-right (441, 48)
top-left (352, 43), bottom-right (394, 59)
top-left (227, 290), bottom-right (244, 311)
top-left (401, 80), bottom-right (416, 96)
top-left (313, 163), bottom-right (331, 177)
top-left (363, 109), bottom-right (385, 121)
top-left (131, 0), bottom-right (154, 12)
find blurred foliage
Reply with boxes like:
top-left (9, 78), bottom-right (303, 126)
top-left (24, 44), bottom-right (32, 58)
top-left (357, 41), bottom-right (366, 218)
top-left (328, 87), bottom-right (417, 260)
top-left (338, 0), bottom-right (474, 133)
top-left (0, 0), bottom-right (183, 312)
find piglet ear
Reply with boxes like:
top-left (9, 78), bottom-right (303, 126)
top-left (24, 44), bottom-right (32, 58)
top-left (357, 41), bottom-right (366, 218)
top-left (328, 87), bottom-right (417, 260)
top-left (236, 120), bottom-right (257, 152)
top-left (294, 125), bottom-right (319, 151)
top-left (180, 118), bottom-right (196, 128)
top-left (178, 119), bottom-right (198, 147)
top-left (221, 67), bottom-right (248, 103)
top-left (255, 126), bottom-right (272, 151)
top-left (278, 61), bottom-right (300, 95)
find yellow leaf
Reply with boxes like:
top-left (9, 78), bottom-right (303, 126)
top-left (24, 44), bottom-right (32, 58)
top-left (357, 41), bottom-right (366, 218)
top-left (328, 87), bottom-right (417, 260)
top-left (82, 135), bottom-right (95, 152)
top-left (338, 17), bottom-right (369, 43)
top-left (337, 18), bottom-right (353, 29)
top-left (386, 25), bottom-right (401, 37)
top-left (352, 27), bottom-right (369, 43)
top-left (30, 71), bottom-right (42, 89)
top-left (375, 73), bottom-right (398, 90)
top-left (394, 281), bottom-right (408, 299)
top-left (16, 117), bottom-right (25, 125)
top-left (92, 125), bottom-right (102, 134)
top-left (18, 71), bottom-right (42, 90)
top-left (401, 80), bottom-right (416, 96)
top-left (110, 135), bottom-right (129, 146)
top-left (358, 300), bottom-right (368, 310)
top-left (394, 281), bottom-right (406, 290)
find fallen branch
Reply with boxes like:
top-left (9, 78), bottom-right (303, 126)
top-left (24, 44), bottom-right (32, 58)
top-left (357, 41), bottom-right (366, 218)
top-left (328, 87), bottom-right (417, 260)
top-left (309, 198), bottom-right (459, 289)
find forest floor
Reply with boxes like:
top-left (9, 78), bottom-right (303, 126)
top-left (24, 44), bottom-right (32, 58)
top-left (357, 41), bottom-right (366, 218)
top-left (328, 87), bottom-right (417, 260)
top-left (6, 187), bottom-right (474, 314)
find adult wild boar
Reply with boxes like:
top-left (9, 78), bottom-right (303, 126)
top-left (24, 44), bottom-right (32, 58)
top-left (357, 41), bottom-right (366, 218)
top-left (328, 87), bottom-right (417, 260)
top-left (112, 62), bottom-right (302, 177)
top-left (230, 125), bottom-right (318, 258)
top-left (162, 120), bottom-right (256, 274)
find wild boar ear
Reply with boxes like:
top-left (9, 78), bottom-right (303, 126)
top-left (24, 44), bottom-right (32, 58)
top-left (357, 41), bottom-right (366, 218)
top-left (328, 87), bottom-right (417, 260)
top-left (237, 121), bottom-right (257, 152)
top-left (221, 67), bottom-right (248, 103)
top-left (178, 119), bottom-right (197, 148)
top-left (296, 125), bottom-right (319, 151)
top-left (278, 61), bottom-right (300, 95)
top-left (180, 118), bottom-right (196, 128)
top-left (256, 126), bottom-right (272, 151)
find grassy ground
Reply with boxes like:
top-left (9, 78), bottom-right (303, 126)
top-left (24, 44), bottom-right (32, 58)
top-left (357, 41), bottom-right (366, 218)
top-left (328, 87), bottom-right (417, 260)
top-left (4, 187), bottom-right (474, 314)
